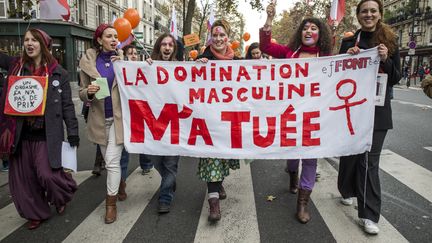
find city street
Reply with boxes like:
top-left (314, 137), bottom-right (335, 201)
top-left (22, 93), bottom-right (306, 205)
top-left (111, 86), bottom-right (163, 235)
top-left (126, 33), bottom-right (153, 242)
top-left (0, 85), bottom-right (431, 242)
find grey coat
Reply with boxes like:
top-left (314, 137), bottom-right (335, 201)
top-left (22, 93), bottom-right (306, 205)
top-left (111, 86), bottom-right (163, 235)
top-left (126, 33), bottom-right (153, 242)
top-left (0, 53), bottom-right (79, 168)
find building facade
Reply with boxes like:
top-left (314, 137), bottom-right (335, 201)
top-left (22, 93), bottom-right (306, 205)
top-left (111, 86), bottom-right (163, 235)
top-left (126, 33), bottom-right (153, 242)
top-left (0, 0), bottom-right (170, 81)
top-left (384, 0), bottom-right (432, 79)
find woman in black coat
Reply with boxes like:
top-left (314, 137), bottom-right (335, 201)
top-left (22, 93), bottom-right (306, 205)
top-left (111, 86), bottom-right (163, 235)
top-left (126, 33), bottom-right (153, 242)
top-left (337, 0), bottom-right (401, 235)
top-left (0, 29), bottom-right (79, 230)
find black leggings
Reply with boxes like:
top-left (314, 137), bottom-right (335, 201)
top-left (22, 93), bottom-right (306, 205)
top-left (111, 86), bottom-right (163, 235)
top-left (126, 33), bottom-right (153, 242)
top-left (207, 181), bottom-right (222, 193)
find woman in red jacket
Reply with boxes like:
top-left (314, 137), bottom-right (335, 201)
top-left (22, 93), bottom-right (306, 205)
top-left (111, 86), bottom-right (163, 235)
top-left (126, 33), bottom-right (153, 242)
top-left (259, 2), bottom-right (332, 224)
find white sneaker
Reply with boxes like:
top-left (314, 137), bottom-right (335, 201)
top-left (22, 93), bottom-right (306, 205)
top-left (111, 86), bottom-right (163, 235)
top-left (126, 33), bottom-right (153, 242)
top-left (340, 197), bottom-right (353, 206)
top-left (359, 218), bottom-right (379, 235)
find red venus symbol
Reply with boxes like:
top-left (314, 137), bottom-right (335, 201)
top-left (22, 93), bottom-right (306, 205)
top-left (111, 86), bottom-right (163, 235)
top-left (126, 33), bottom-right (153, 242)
top-left (329, 79), bottom-right (367, 135)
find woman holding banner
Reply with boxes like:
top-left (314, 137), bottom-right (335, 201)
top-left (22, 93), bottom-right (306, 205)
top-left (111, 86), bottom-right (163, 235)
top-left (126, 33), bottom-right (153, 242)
top-left (337, 0), bottom-right (400, 235)
top-left (260, 1), bottom-right (332, 224)
top-left (0, 28), bottom-right (78, 230)
top-left (79, 24), bottom-right (124, 224)
top-left (196, 19), bottom-right (241, 222)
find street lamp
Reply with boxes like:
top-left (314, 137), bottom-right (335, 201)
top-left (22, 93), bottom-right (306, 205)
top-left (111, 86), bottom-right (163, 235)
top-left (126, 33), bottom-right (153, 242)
top-left (408, 4), bottom-right (420, 86)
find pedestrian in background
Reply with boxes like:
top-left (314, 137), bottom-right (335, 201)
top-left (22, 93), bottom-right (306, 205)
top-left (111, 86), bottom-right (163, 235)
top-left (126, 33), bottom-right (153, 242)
top-left (337, 0), bottom-right (401, 235)
top-left (79, 23), bottom-right (124, 224)
top-left (196, 19), bottom-right (241, 222)
top-left (145, 33), bottom-right (181, 214)
top-left (260, 1), bottom-right (332, 224)
top-left (0, 28), bottom-right (79, 230)
top-left (245, 42), bottom-right (262, 60)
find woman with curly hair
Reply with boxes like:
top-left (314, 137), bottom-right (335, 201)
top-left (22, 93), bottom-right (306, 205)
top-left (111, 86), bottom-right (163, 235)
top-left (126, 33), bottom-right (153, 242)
top-left (259, 2), bottom-right (332, 224)
top-left (337, 0), bottom-right (401, 235)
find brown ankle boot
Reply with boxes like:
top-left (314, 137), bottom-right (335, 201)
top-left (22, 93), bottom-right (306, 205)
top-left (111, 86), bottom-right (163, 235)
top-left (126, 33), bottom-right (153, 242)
top-left (296, 189), bottom-right (312, 224)
top-left (208, 198), bottom-right (221, 222)
top-left (118, 180), bottom-right (127, 201)
top-left (105, 195), bottom-right (117, 224)
top-left (289, 171), bottom-right (299, 194)
top-left (219, 185), bottom-right (227, 200)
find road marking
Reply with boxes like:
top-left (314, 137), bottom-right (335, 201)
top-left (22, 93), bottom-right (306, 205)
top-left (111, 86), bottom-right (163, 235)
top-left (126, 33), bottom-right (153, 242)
top-left (0, 170), bottom-right (93, 241)
top-left (63, 168), bottom-right (161, 243)
top-left (380, 150), bottom-right (432, 202)
top-left (315, 159), bottom-right (408, 242)
top-left (194, 161), bottom-right (260, 243)
top-left (424, 147), bottom-right (432, 152)
top-left (392, 99), bottom-right (432, 109)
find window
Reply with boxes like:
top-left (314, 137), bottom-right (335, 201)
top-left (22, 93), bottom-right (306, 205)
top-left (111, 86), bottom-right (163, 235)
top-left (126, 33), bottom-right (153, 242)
top-left (429, 27), bottom-right (432, 44)
top-left (79, 0), bottom-right (87, 25)
top-left (95, 4), bottom-right (99, 25)
top-left (0, 0), bottom-right (6, 18)
top-left (97, 5), bottom-right (104, 25)
top-left (123, 0), bottom-right (128, 8)
top-left (133, 0), bottom-right (137, 9)
top-left (399, 29), bottom-right (402, 47)
top-left (149, 27), bottom-right (152, 44)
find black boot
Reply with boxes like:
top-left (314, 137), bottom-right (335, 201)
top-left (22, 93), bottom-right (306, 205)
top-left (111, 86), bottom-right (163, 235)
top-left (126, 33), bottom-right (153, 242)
top-left (288, 171), bottom-right (299, 194)
top-left (92, 148), bottom-right (104, 176)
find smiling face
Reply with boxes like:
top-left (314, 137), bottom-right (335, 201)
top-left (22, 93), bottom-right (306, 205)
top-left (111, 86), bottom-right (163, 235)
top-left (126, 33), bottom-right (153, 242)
top-left (357, 1), bottom-right (381, 32)
top-left (301, 22), bottom-right (319, 47)
top-left (126, 47), bottom-right (138, 61)
top-left (24, 31), bottom-right (42, 61)
top-left (160, 36), bottom-right (175, 61)
top-left (98, 28), bottom-right (118, 52)
top-left (211, 26), bottom-right (229, 53)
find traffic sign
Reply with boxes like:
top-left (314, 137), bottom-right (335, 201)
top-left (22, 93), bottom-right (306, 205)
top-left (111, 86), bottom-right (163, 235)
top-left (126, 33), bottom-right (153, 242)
top-left (408, 41), bottom-right (416, 49)
top-left (408, 48), bottom-right (415, 56)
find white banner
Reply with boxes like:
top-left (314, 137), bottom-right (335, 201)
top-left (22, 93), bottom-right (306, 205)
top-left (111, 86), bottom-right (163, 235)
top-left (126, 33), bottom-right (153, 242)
top-left (114, 48), bottom-right (380, 159)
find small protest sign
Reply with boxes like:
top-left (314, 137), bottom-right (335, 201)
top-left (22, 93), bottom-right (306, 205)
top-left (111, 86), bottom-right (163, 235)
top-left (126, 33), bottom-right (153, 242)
top-left (4, 75), bottom-right (48, 116)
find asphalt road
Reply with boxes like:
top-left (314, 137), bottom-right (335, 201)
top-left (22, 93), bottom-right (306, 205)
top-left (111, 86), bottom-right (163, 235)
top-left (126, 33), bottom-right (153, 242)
top-left (0, 84), bottom-right (431, 242)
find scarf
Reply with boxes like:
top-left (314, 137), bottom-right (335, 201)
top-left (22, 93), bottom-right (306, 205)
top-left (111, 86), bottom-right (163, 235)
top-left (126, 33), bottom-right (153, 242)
top-left (291, 45), bottom-right (321, 58)
top-left (210, 46), bottom-right (235, 60)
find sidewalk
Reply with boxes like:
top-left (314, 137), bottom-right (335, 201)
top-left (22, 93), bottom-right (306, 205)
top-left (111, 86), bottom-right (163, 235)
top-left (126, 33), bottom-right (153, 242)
top-left (0, 171), bottom-right (7, 188)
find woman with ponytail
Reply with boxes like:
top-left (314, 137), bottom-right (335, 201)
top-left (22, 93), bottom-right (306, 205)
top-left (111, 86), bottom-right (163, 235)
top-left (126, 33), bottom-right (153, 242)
top-left (337, 0), bottom-right (401, 235)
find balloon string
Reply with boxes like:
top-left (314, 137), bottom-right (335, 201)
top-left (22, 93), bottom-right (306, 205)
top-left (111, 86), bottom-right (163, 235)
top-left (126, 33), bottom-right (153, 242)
top-left (132, 35), bottom-right (151, 58)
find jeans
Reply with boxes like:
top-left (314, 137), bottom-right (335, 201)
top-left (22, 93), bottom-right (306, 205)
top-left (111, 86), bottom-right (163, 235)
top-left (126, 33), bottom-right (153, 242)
top-left (119, 152), bottom-right (154, 180)
top-left (142, 155), bottom-right (179, 204)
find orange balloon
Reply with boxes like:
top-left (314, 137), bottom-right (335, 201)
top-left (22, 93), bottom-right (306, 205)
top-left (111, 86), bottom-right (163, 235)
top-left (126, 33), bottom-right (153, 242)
top-left (271, 38), bottom-right (277, 44)
top-left (231, 40), bottom-right (240, 49)
top-left (189, 50), bottom-right (198, 59)
top-left (343, 31), bottom-right (354, 38)
top-left (243, 32), bottom-right (251, 42)
top-left (124, 8), bottom-right (140, 29)
top-left (114, 18), bottom-right (132, 42)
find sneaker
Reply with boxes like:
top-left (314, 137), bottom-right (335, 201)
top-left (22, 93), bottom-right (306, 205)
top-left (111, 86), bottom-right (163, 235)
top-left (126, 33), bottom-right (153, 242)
top-left (141, 168), bottom-right (151, 175)
top-left (359, 218), bottom-right (379, 235)
top-left (157, 202), bottom-right (170, 214)
top-left (340, 197), bottom-right (353, 206)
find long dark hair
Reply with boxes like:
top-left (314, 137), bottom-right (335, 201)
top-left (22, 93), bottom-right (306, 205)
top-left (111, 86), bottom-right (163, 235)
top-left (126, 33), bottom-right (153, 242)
top-left (245, 42), bottom-right (260, 60)
top-left (356, 0), bottom-right (397, 56)
top-left (288, 17), bottom-right (332, 56)
top-left (151, 33), bottom-right (178, 61)
top-left (21, 29), bottom-right (56, 69)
